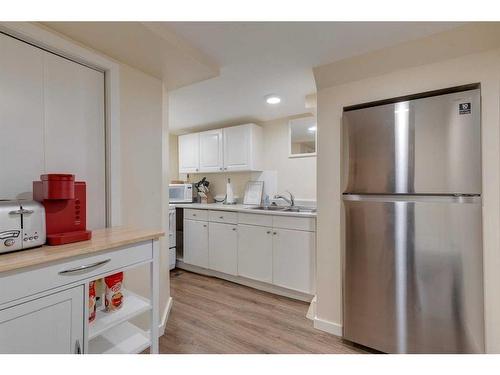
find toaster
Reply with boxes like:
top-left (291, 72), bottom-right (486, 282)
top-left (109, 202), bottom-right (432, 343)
top-left (0, 200), bottom-right (46, 253)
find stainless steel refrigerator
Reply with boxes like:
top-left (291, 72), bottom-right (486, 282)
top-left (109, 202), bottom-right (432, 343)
top-left (342, 86), bottom-right (484, 353)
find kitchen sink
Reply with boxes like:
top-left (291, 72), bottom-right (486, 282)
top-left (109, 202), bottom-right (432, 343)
top-left (249, 206), bottom-right (316, 213)
top-left (249, 206), bottom-right (287, 211)
top-left (282, 207), bottom-right (317, 213)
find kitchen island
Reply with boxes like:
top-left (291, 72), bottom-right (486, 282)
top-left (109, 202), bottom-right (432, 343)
top-left (0, 227), bottom-right (163, 354)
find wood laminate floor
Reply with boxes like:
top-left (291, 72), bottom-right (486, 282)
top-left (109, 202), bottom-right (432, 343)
top-left (159, 269), bottom-right (367, 354)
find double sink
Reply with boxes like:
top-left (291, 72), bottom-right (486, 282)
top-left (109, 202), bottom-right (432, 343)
top-left (249, 206), bottom-right (316, 213)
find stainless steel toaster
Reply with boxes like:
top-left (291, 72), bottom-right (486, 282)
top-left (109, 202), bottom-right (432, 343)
top-left (0, 200), bottom-right (46, 253)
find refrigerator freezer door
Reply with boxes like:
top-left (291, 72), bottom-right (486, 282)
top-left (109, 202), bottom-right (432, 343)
top-left (342, 195), bottom-right (484, 353)
top-left (343, 89), bottom-right (481, 194)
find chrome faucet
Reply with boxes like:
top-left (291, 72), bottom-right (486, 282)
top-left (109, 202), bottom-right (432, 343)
top-left (274, 191), bottom-right (295, 207)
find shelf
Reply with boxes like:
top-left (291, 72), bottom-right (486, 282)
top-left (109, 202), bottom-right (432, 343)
top-left (89, 289), bottom-right (151, 340)
top-left (89, 321), bottom-right (150, 354)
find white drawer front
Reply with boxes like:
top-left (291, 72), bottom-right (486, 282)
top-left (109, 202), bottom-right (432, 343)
top-left (238, 212), bottom-right (273, 227)
top-left (208, 210), bottom-right (238, 224)
top-left (184, 208), bottom-right (208, 221)
top-left (0, 241), bottom-right (152, 306)
top-left (272, 216), bottom-right (316, 231)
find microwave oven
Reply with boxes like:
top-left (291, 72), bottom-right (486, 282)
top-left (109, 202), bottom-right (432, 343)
top-left (169, 183), bottom-right (194, 203)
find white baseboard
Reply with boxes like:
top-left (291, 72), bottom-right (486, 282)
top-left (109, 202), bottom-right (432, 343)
top-left (159, 296), bottom-right (173, 336)
top-left (313, 317), bottom-right (343, 337)
top-left (306, 295), bottom-right (317, 320)
top-left (177, 261), bottom-right (313, 302)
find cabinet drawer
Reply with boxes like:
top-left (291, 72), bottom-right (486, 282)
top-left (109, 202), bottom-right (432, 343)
top-left (272, 215), bottom-right (316, 231)
top-left (184, 208), bottom-right (208, 221)
top-left (209, 210), bottom-right (238, 224)
top-left (238, 212), bottom-right (273, 227)
top-left (0, 241), bottom-right (152, 306)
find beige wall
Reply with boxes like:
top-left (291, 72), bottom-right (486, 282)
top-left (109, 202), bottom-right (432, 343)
top-left (120, 63), bottom-right (170, 328)
top-left (170, 115), bottom-right (317, 201)
top-left (261, 116), bottom-right (316, 200)
top-left (314, 47), bottom-right (500, 352)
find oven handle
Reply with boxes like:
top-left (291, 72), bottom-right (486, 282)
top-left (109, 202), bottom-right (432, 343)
top-left (58, 259), bottom-right (111, 275)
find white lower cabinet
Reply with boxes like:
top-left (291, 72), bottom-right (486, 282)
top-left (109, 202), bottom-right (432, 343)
top-left (272, 229), bottom-right (315, 293)
top-left (237, 224), bottom-right (273, 283)
top-left (209, 222), bottom-right (238, 275)
top-left (184, 219), bottom-right (209, 268)
top-left (0, 286), bottom-right (84, 354)
top-left (182, 209), bottom-right (316, 295)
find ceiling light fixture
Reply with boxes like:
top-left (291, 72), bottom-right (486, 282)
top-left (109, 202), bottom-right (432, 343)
top-left (308, 125), bottom-right (317, 132)
top-left (265, 95), bottom-right (281, 104)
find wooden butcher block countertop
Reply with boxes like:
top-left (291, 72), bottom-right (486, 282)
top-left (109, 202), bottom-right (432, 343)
top-left (0, 227), bottom-right (164, 273)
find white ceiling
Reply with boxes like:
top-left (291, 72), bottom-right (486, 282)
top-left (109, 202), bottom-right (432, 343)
top-left (168, 22), bottom-right (462, 133)
top-left (42, 22), bottom-right (219, 90)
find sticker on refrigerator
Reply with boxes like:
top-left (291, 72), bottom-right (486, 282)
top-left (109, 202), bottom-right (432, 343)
top-left (459, 102), bottom-right (471, 115)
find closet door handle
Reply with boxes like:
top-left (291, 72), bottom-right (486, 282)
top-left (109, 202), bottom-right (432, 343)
top-left (59, 259), bottom-right (111, 275)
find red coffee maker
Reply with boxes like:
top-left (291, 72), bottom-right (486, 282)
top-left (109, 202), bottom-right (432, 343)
top-left (33, 174), bottom-right (92, 245)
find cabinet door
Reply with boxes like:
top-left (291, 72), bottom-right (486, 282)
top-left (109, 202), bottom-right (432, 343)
top-left (272, 229), bottom-right (315, 293)
top-left (183, 219), bottom-right (208, 268)
top-left (179, 133), bottom-right (200, 173)
top-left (0, 286), bottom-right (84, 354)
top-left (209, 222), bottom-right (237, 275)
top-left (199, 129), bottom-right (223, 172)
top-left (223, 125), bottom-right (251, 171)
top-left (237, 224), bottom-right (273, 283)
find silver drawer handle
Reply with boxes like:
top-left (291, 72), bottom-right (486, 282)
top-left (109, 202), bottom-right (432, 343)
top-left (59, 259), bottom-right (111, 275)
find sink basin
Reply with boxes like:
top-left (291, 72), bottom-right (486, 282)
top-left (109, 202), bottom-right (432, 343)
top-left (249, 206), bottom-right (316, 213)
top-left (283, 207), bottom-right (317, 213)
top-left (250, 206), bottom-right (287, 211)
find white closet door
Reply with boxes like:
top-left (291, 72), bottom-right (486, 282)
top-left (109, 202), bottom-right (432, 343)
top-left (43, 52), bottom-right (106, 229)
top-left (0, 33), bottom-right (44, 200)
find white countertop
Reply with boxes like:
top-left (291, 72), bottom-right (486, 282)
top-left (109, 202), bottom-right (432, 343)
top-left (172, 203), bottom-right (317, 218)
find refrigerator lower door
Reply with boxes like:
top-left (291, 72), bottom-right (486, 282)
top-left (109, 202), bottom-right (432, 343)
top-left (343, 195), bottom-right (484, 353)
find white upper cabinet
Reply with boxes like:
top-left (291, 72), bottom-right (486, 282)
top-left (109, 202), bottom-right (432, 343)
top-left (199, 129), bottom-right (223, 172)
top-left (223, 124), bottom-right (263, 172)
top-left (178, 133), bottom-right (200, 173)
top-left (178, 123), bottom-right (263, 174)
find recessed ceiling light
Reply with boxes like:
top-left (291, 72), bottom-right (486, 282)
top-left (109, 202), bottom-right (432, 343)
top-left (265, 95), bottom-right (281, 104)
top-left (308, 126), bottom-right (317, 132)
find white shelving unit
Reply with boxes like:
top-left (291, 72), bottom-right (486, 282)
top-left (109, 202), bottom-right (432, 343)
top-left (89, 289), bottom-right (151, 340)
top-left (89, 321), bottom-right (150, 354)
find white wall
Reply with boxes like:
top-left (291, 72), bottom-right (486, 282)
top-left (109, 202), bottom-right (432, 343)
top-left (119, 63), bottom-right (171, 330)
top-left (314, 44), bottom-right (500, 352)
top-left (170, 114), bottom-right (317, 202)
